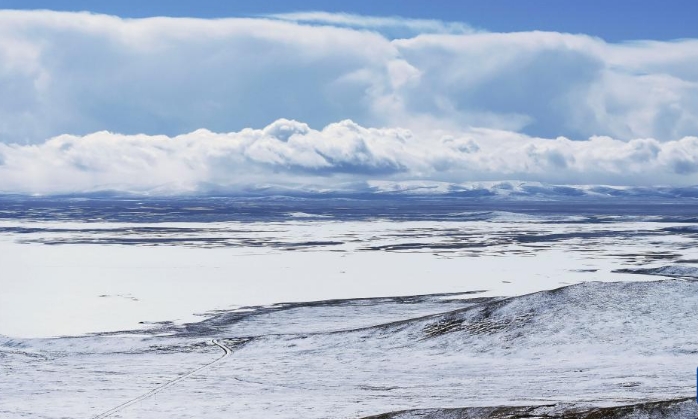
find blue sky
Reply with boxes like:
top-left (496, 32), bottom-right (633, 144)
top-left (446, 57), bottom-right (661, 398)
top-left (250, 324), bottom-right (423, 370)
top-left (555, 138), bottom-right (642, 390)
top-left (0, 3), bottom-right (697, 193)
top-left (1, 0), bottom-right (696, 42)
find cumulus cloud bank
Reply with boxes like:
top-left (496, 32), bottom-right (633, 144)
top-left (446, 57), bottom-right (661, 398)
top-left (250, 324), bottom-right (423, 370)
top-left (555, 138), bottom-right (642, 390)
top-left (1, 119), bottom-right (697, 194)
top-left (0, 10), bottom-right (697, 144)
top-left (0, 10), bottom-right (697, 193)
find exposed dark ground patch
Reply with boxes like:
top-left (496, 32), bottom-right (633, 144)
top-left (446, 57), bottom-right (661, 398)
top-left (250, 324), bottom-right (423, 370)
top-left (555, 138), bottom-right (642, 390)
top-left (614, 265), bottom-right (698, 279)
top-left (176, 291), bottom-right (491, 338)
top-left (360, 397), bottom-right (697, 419)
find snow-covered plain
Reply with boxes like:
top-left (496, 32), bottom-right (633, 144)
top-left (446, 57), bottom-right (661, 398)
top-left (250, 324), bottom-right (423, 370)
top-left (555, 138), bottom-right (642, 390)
top-left (1, 197), bottom-right (697, 418)
top-left (2, 214), bottom-right (695, 338)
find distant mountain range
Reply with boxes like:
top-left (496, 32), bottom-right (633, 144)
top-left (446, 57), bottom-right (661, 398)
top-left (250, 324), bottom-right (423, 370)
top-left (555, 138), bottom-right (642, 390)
top-left (191, 180), bottom-right (698, 200)
top-left (3, 180), bottom-right (698, 200)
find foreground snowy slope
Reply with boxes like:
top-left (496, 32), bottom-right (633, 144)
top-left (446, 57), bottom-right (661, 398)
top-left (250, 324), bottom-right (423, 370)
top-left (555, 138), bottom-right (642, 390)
top-left (1, 280), bottom-right (696, 418)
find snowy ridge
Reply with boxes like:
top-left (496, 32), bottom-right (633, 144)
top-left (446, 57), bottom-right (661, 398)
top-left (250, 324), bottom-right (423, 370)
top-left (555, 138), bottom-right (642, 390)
top-left (227, 280), bottom-right (698, 358)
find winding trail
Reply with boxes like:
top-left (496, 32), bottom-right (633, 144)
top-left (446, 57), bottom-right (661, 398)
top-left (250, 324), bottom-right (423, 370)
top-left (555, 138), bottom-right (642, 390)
top-left (91, 339), bottom-right (232, 419)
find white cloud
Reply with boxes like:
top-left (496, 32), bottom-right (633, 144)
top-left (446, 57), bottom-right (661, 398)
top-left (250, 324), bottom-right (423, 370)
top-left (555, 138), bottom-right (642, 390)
top-left (0, 10), bottom-right (697, 146)
top-left (1, 119), bottom-right (697, 194)
top-left (0, 11), bottom-right (697, 192)
top-left (266, 11), bottom-right (475, 35)
top-left (0, 11), bottom-right (397, 143)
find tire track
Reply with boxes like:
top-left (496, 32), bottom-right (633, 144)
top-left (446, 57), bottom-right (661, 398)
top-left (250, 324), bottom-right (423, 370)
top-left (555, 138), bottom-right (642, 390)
top-left (91, 339), bottom-right (232, 419)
